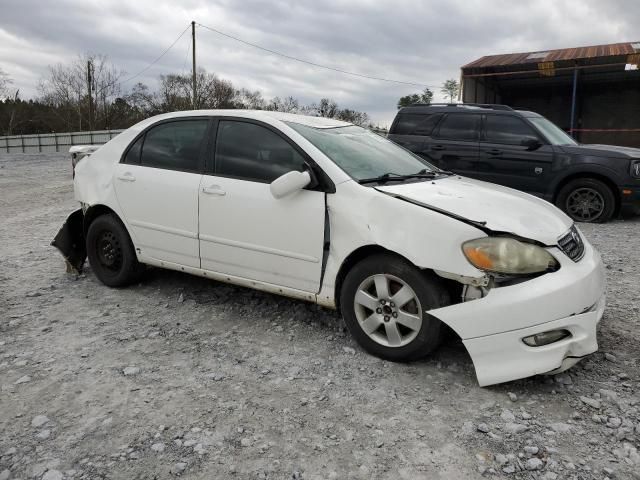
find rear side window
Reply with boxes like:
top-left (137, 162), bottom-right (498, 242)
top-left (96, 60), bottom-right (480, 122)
top-left (393, 113), bottom-right (442, 136)
top-left (215, 121), bottom-right (307, 183)
top-left (435, 114), bottom-right (480, 141)
top-left (123, 135), bottom-right (143, 164)
top-left (485, 115), bottom-right (539, 145)
top-left (140, 120), bottom-right (208, 172)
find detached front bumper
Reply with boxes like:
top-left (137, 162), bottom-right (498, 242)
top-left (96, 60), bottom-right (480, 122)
top-left (429, 239), bottom-right (606, 387)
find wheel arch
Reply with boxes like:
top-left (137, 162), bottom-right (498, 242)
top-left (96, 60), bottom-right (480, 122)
top-left (333, 245), bottom-right (460, 312)
top-left (552, 172), bottom-right (620, 216)
top-left (83, 204), bottom-right (130, 238)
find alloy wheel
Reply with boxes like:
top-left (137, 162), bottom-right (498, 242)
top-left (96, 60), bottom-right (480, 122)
top-left (353, 274), bottom-right (423, 347)
top-left (566, 187), bottom-right (605, 222)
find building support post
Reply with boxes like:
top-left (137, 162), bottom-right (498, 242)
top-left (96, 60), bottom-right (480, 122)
top-left (569, 66), bottom-right (579, 139)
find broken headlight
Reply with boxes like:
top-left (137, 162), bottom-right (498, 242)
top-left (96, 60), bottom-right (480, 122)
top-left (462, 237), bottom-right (558, 275)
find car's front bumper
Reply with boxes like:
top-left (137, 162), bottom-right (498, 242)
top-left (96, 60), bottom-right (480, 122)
top-left (429, 236), bottom-right (606, 386)
top-left (620, 184), bottom-right (640, 216)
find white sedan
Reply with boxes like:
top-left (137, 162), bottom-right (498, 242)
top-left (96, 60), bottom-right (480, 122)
top-left (53, 110), bottom-right (606, 386)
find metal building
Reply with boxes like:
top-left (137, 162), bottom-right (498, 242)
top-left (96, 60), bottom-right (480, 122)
top-left (461, 41), bottom-right (640, 147)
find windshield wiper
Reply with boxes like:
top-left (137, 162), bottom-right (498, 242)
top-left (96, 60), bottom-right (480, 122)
top-left (358, 169), bottom-right (439, 185)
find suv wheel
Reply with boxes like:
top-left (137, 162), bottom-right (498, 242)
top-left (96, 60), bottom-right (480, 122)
top-left (340, 254), bottom-right (449, 362)
top-left (86, 214), bottom-right (143, 287)
top-left (556, 178), bottom-right (615, 223)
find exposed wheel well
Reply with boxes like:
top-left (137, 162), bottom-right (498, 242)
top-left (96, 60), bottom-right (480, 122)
top-left (553, 173), bottom-right (620, 216)
top-left (333, 245), bottom-right (460, 311)
top-left (83, 205), bottom-right (121, 237)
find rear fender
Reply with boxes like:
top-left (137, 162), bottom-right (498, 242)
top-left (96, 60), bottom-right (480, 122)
top-left (51, 209), bottom-right (86, 274)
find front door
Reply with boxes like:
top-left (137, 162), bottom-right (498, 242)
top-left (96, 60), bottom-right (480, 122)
top-left (476, 114), bottom-right (553, 196)
top-left (113, 119), bottom-right (209, 268)
top-left (198, 119), bottom-right (325, 293)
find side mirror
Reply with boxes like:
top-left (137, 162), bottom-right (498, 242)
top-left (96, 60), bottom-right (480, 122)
top-left (521, 137), bottom-right (542, 151)
top-left (270, 170), bottom-right (311, 199)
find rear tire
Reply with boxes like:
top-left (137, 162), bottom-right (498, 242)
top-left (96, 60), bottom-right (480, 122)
top-left (556, 178), bottom-right (615, 223)
top-left (86, 214), bottom-right (142, 287)
top-left (340, 254), bottom-right (449, 362)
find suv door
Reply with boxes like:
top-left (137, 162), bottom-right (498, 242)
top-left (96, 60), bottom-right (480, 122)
top-left (198, 119), bottom-right (325, 293)
top-left (113, 118), bottom-right (209, 268)
top-left (428, 113), bottom-right (480, 176)
top-left (477, 114), bottom-right (553, 196)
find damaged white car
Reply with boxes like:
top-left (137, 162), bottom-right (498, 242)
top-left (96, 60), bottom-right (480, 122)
top-left (53, 110), bottom-right (606, 386)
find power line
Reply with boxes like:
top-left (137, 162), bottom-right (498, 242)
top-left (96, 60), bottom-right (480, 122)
top-left (196, 22), bottom-right (438, 89)
top-left (121, 23), bottom-right (192, 85)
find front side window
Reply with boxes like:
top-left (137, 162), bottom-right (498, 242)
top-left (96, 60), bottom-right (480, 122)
top-left (286, 122), bottom-right (437, 181)
top-left (484, 115), bottom-right (539, 145)
top-left (215, 121), bottom-right (307, 182)
top-left (529, 117), bottom-right (577, 146)
top-left (393, 113), bottom-right (443, 136)
top-left (140, 120), bottom-right (208, 171)
top-left (435, 114), bottom-right (480, 141)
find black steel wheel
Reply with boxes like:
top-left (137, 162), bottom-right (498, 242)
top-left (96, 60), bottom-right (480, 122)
top-left (86, 213), bottom-right (143, 287)
top-left (556, 178), bottom-right (615, 223)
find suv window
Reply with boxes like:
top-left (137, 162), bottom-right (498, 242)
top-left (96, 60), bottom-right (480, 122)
top-left (393, 113), bottom-right (443, 136)
top-left (485, 115), bottom-right (539, 145)
top-left (435, 114), bottom-right (479, 141)
top-left (140, 120), bottom-right (208, 171)
top-left (215, 120), bottom-right (307, 182)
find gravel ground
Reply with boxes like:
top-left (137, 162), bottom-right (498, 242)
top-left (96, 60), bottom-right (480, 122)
top-left (1, 153), bottom-right (639, 480)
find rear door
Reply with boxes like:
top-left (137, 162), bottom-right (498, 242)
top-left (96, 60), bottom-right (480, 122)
top-left (428, 113), bottom-right (480, 176)
top-left (198, 119), bottom-right (325, 293)
top-left (477, 114), bottom-right (553, 196)
top-left (113, 118), bottom-right (209, 268)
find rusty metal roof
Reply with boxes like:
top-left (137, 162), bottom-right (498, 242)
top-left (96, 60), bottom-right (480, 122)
top-left (463, 41), bottom-right (640, 70)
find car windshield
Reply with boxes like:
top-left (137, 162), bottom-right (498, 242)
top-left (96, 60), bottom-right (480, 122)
top-left (529, 117), bottom-right (578, 146)
top-left (285, 122), bottom-right (438, 181)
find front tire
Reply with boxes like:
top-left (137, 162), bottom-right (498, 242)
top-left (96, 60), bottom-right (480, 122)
top-left (340, 254), bottom-right (449, 362)
top-left (556, 178), bottom-right (615, 223)
top-left (86, 214), bottom-right (142, 287)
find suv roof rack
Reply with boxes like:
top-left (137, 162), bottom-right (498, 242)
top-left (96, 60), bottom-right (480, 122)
top-left (409, 103), bottom-right (514, 111)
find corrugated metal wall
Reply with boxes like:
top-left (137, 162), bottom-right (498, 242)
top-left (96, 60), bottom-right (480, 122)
top-left (0, 130), bottom-right (123, 154)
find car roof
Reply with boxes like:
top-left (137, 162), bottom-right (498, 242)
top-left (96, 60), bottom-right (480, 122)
top-left (130, 110), bottom-right (352, 131)
top-left (397, 104), bottom-right (541, 118)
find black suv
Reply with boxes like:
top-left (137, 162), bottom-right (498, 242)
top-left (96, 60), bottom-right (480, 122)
top-left (388, 104), bottom-right (640, 223)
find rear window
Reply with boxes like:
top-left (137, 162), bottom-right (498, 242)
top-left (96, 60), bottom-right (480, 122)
top-left (392, 113), bottom-right (442, 136)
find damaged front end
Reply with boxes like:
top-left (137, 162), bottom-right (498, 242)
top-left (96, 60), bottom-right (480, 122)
top-left (51, 209), bottom-right (86, 274)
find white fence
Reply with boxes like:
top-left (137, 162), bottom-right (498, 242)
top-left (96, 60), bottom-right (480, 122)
top-left (0, 130), bottom-right (124, 154)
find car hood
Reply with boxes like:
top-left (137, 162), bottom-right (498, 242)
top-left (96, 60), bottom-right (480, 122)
top-left (559, 143), bottom-right (640, 159)
top-left (376, 176), bottom-right (572, 245)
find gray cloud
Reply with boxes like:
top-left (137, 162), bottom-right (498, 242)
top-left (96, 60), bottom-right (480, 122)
top-left (0, 0), bottom-right (637, 125)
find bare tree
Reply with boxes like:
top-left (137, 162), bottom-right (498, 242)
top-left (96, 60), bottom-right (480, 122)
top-left (336, 108), bottom-right (369, 127)
top-left (236, 89), bottom-right (266, 110)
top-left (441, 79), bottom-right (460, 103)
top-left (266, 96), bottom-right (300, 113)
top-left (38, 54), bottom-right (123, 130)
top-left (0, 68), bottom-right (13, 98)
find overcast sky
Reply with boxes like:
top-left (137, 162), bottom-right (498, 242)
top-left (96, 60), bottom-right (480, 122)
top-left (0, 0), bottom-right (638, 125)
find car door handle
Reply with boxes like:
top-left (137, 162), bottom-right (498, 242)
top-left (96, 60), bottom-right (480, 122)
top-left (486, 149), bottom-right (503, 156)
top-left (431, 145), bottom-right (446, 151)
top-left (202, 185), bottom-right (226, 196)
top-left (117, 172), bottom-right (136, 182)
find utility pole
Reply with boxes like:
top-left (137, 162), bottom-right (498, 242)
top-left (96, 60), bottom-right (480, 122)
top-left (191, 21), bottom-right (197, 109)
top-left (86, 60), bottom-right (93, 131)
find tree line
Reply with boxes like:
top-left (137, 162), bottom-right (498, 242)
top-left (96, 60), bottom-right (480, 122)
top-left (0, 54), bottom-right (373, 136)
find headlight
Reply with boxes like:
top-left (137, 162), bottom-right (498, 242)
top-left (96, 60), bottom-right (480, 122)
top-left (630, 160), bottom-right (640, 179)
top-left (462, 237), bottom-right (558, 274)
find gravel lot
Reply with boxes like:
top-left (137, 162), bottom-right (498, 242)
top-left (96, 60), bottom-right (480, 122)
top-left (1, 153), bottom-right (639, 480)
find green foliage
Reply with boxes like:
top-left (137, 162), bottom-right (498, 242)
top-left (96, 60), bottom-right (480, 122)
top-left (441, 79), bottom-right (460, 102)
top-left (397, 88), bottom-right (433, 109)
